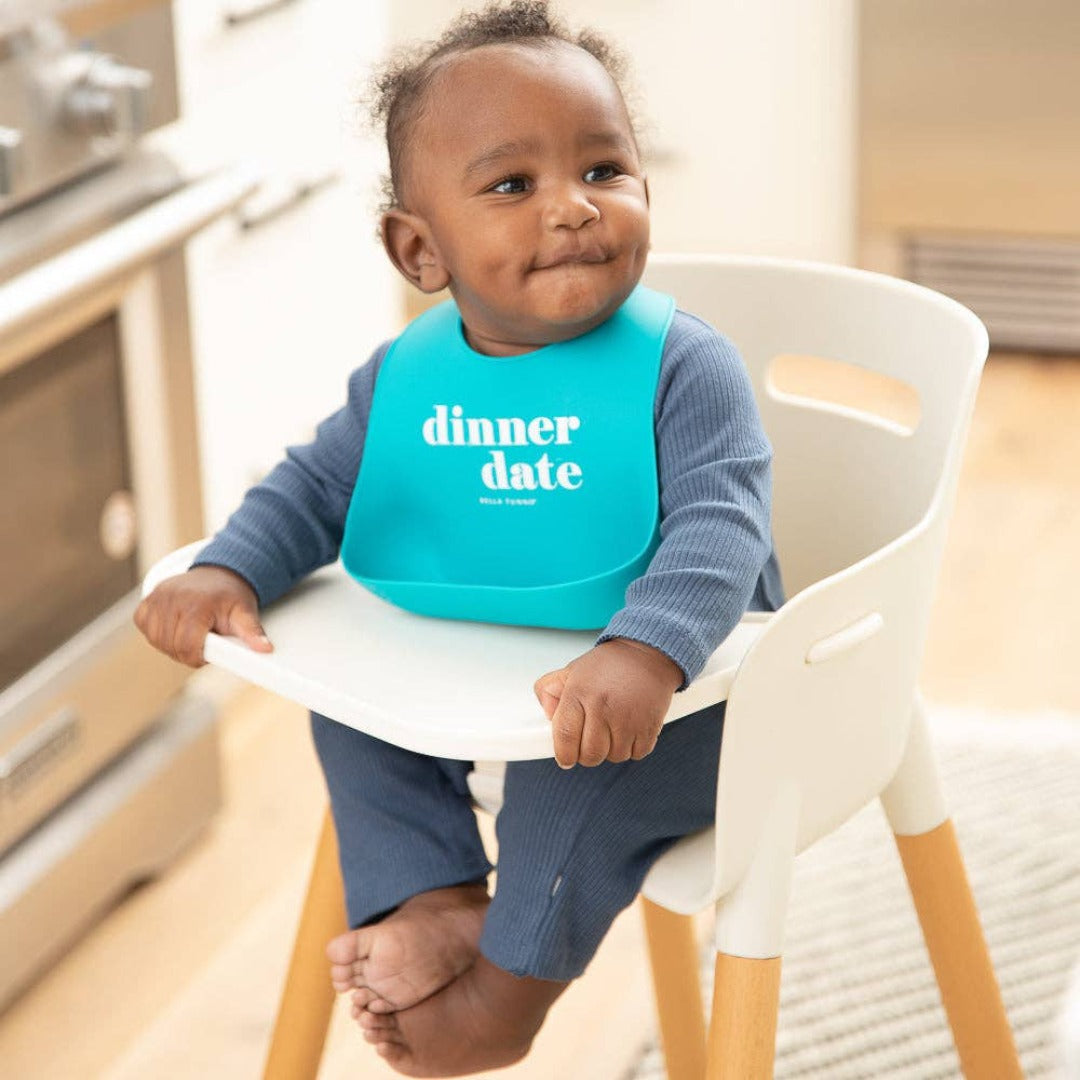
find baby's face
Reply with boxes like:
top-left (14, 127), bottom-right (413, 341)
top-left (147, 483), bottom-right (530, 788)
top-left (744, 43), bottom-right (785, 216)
top-left (392, 42), bottom-right (650, 355)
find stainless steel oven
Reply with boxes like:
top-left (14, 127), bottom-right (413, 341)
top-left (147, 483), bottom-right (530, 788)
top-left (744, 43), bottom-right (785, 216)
top-left (0, 0), bottom-right (258, 1010)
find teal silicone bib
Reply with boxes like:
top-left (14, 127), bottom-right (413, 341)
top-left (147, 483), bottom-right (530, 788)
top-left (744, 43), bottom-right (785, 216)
top-left (340, 284), bottom-right (676, 629)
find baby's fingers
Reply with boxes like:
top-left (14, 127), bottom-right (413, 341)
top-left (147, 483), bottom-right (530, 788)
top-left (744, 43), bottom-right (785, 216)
top-left (133, 595), bottom-right (157, 644)
top-left (550, 694), bottom-right (586, 770)
top-left (629, 732), bottom-right (660, 761)
top-left (533, 669), bottom-right (566, 721)
top-left (220, 602), bottom-right (273, 654)
top-left (135, 596), bottom-right (203, 668)
top-left (134, 595), bottom-right (189, 666)
top-left (578, 715), bottom-right (613, 768)
top-left (172, 606), bottom-right (213, 668)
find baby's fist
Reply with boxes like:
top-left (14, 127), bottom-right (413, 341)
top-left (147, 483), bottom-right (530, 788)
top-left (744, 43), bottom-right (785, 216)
top-left (534, 639), bottom-right (683, 768)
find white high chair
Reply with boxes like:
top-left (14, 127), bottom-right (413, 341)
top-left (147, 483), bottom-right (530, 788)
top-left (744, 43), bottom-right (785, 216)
top-left (143, 255), bottom-right (1022, 1079)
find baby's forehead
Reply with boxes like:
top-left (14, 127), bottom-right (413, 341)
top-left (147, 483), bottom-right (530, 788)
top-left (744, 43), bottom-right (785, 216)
top-left (394, 39), bottom-right (637, 209)
top-left (421, 40), bottom-right (630, 134)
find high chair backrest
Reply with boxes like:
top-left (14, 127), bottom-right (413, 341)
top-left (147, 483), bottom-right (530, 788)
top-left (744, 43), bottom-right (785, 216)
top-left (643, 255), bottom-right (988, 900)
top-left (644, 254), bottom-right (985, 598)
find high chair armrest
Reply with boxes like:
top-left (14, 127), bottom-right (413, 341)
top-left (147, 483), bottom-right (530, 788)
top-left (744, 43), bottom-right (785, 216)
top-left (699, 527), bottom-right (938, 901)
top-left (664, 615), bottom-right (773, 723)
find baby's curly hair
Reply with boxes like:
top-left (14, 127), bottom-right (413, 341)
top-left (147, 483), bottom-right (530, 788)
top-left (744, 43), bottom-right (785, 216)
top-left (364, 0), bottom-right (639, 215)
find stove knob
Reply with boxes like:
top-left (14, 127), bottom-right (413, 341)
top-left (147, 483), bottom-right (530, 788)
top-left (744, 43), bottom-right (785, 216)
top-left (0, 126), bottom-right (24, 197)
top-left (60, 55), bottom-right (152, 138)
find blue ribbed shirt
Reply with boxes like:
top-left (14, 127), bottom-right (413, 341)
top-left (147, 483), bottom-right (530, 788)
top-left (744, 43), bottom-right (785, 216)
top-left (193, 309), bottom-right (785, 691)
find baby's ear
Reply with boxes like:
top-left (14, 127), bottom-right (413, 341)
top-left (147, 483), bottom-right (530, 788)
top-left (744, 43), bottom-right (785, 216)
top-left (381, 210), bottom-right (450, 294)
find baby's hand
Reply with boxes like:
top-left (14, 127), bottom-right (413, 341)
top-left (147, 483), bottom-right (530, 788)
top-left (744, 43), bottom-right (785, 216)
top-left (533, 639), bottom-right (683, 768)
top-left (133, 565), bottom-right (274, 668)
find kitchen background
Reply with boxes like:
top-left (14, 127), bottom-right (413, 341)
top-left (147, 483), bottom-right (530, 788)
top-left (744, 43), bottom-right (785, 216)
top-left (1, 1), bottom-right (1078, 1077)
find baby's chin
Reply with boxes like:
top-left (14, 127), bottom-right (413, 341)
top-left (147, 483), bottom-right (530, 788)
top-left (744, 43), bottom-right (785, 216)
top-left (524, 276), bottom-right (637, 338)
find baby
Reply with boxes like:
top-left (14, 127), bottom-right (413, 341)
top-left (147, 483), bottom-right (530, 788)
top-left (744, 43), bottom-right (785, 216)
top-left (135, 1), bottom-right (784, 1075)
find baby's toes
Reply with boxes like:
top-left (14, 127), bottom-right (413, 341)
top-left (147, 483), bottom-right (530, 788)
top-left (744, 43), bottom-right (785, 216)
top-left (350, 987), bottom-right (379, 1012)
top-left (350, 988), bottom-right (398, 1022)
top-left (357, 1008), bottom-right (397, 1032)
top-left (330, 959), bottom-right (363, 992)
top-left (364, 1026), bottom-right (404, 1047)
top-left (325, 929), bottom-right (363, 967)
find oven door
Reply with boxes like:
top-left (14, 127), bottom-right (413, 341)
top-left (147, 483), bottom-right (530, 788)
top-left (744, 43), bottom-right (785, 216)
top-left (0, 160), bottom-right (259, 850)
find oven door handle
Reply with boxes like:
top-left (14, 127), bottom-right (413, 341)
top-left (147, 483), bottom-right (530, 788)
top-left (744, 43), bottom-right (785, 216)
top-left (0, 161), bottom-right (263, 342)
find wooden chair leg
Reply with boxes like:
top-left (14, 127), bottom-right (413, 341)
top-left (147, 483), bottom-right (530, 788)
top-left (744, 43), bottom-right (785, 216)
top-left (263, 805), bottom-right (348, 1080)
top-left (641, 897), bottom-right (707, 1080)
top-left (705, 952), bottom-right (782, 1080)
top-left (894, 818), bottom-right (1023, 1079)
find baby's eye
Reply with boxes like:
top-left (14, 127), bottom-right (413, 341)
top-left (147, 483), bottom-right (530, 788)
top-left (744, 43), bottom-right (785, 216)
top-left (490, 175), bottom-right (528, 195)
top-left (584, 163), bottom-right (622, 183)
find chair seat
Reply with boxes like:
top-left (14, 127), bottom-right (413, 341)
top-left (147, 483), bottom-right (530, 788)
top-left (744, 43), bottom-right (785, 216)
top-left (641, 826), bottom-right (720, 915)
top-left (145, 541), bottom-right (767, 761)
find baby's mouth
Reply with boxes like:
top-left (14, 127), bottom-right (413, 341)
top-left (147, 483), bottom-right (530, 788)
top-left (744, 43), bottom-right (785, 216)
top-left (533, 248), bottom-right (610, 271)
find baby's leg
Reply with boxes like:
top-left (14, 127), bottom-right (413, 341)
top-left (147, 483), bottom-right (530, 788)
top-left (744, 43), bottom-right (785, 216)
top-left (309, 712), bottom-right (494, 1012)
top-left (480, 699), bottom-right (725, 981)
top-left (358, 701), bottom-right (726, 1075)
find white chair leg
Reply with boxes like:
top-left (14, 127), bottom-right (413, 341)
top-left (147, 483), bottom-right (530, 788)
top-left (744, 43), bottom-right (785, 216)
top-left (879, 691), bottom-right (948, 837)
top-left (706, 783), bottom-right (799, 1079)
top-left (880, 696), bottom-right (1023, 1079)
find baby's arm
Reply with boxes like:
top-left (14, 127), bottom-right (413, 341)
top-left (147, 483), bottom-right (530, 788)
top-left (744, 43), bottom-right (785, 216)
top-left (189, 342), bottom-right (390, 607)
top-left (136, 343), bottom-right (390, 665)
top-left (535, 316), bottom-right (777, 767)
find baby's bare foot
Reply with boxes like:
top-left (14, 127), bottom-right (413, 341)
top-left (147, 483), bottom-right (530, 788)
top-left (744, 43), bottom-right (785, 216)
top-left (326, 880), bottom-right (489, 1013)
top-left (356, 953), bottom-right (570, 1077)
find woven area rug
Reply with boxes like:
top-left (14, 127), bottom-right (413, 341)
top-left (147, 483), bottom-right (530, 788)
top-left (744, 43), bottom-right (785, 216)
top-left (628, 705), bottom-right (1080, 1079)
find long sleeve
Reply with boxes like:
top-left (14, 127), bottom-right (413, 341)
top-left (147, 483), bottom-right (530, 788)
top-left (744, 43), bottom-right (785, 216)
top-left (595, 311), bottom-right (785, 691)
top-left (191, 341), bottom-right (391, 607)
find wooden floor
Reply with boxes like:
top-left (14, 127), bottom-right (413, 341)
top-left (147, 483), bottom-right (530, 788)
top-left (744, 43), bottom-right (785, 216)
top-left (2, 351), bottom-right (1078, 1078)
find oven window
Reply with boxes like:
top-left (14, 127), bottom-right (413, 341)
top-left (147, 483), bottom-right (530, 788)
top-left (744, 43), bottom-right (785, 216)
top-left (0, 315), bottom-right (138, 692)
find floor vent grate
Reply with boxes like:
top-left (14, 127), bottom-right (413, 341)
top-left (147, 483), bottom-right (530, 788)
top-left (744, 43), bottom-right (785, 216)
top-left (907, 233), bottom-right (1080, 353)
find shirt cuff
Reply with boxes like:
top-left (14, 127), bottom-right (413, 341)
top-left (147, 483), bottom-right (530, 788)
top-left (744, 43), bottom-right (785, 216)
top-left (191, 534), bottom-right (292, 608)
top-left (594, 608), bottom-right (709, 693)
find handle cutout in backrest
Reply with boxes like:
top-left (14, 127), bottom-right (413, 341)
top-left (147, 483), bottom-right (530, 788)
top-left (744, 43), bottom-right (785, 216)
top-left (805, 612), bottom-right (885, 665)
top-left (767, 354), bottom-right (922, 436)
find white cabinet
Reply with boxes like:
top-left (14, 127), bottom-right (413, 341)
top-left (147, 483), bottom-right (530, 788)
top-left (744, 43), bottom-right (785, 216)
top-left (147, 0), bottom-right (398, 531)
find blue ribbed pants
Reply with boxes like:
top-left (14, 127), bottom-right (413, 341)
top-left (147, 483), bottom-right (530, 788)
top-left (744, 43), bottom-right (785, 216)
top-left (310, 700), bottom-right (725, 982)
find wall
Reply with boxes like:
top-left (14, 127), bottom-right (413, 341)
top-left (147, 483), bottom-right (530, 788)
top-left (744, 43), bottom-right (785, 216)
top-left (860, 0), bottom-right (1080, 240)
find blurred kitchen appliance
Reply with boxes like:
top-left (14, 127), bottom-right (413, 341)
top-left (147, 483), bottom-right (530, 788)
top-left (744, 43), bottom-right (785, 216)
top-left (0, 0), bottom-right (258, 1010)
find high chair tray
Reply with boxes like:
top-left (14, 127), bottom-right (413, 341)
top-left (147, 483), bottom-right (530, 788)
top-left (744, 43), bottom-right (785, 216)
top-left (143, 540), bottom-right (766, 761)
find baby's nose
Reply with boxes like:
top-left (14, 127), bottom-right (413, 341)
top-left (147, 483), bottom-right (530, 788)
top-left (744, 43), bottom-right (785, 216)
top-left (542, 183), bottom-right (601, 230)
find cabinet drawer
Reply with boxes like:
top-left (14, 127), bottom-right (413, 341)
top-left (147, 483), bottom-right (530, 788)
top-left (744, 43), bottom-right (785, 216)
top-left (169, 0), bottom-right (385, 178)
top-left (173, 0), bottom-right (382, 133)
top-left (172, 0), bottom-right (317, 116)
